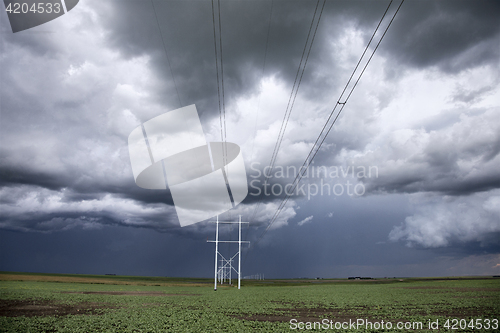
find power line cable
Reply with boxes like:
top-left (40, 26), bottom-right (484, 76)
top-left (263, 0), bottom-right (404, 237)
top-left (211, 0), bottom-right (223, 154)
top-left (212, 0), bottom-right (233, 261)
top-left (266, 0), bottom-right (395, 197)
top-left (248, 0), bottom-right (326, 225)
top-left (245, 0), bottom-right (405, 261)
top-left (266, 0), bottom-right (324, 183)
top-left (212, 0), bottom-right (230, 185)
top-left (218, 0), bottom-right (229, 175)
top-left (244, 0), bottom-right (325, 265)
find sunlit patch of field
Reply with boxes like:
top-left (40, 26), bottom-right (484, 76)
top-left (0, 272), bottom-right (499, 332)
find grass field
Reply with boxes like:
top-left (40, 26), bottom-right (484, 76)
top-left (0, 272), bottom-right (499, 332)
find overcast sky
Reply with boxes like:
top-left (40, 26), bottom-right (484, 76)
top-left (1, 0), bottom-right (499, 278)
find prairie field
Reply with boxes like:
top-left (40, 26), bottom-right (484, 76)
top-left (0, 272), bottom-right (499, 332)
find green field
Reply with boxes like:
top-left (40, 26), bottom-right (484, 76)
top-left (0, 272), bottom-right (499, 332)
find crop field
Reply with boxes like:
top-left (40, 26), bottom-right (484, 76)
top-left (0, 272), bottom-right (499, 332)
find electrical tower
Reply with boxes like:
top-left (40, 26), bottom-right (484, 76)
top-left (207, 215), bottom-right (249, 290)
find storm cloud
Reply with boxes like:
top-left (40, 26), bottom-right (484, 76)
top-left (1, 0), bottom-right (499, 277)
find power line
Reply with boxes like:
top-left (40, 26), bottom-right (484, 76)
top-left (244, 0), bottom-right (325, 266)
top-left (150, 0), bottom-right (182, 108)
top-left (218, 0), bottom-right (228, 174)
top-left (267, 0), bottom-right (325, 186)
top-left (263, 0), bottom-right (404, 238)
top-left (212, 0), bottom-right (233, 259)
top-left (248, 0), bottom-right (326, 225)
top-left (270, 0), bottom-right (395, 193)
top-left (211, 0), bottom-right (224, 156)
top-left (246, 0), bottom-right (405, 258)
top-left (212, 0), bottom-right (229, 181)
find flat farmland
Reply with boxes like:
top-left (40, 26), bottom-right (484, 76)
top-left (0, 272), bottom-right (499, 332)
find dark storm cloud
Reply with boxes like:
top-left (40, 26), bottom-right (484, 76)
top-left (96, 0), bottom-right (411, 120)
top-left (0, 185), bottom-right (181, 233)
top-left (96, 0), bottom-right (500, 123)
top-left (0, 226), bottom-right (218, 277)
top-left (389, 190), bottom-right (500, 248)
top-left (1, 0), bottom-right (499, 258)
top-left (425, 234), bottom-right (500, 256)
top-left (355, 107), bottom-right (500, 197)
top-left (0, 0), bottom-right (345, 233)
top-left (0, 156), bottom-right (177, 206)
top-left (0, 166), bottom-right (67, 191)
top-left (0, 25), bottom-right (181, 232)
top-left (380, 0), bottom-right (500, 73)
top-left (373, 172), bottom-right (500, 197)
top-left (98, 0), bottom-right (330, 117)
top-left (1, 193), bottom-right (497, 278)
top-left (7, 0), bottom-right (495, 199)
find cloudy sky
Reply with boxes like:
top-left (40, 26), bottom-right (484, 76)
top-left (1, 0), bottom-right (499, 278)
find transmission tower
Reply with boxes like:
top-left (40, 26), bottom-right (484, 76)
top-left (207, 215), bottom-right (249, 290)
